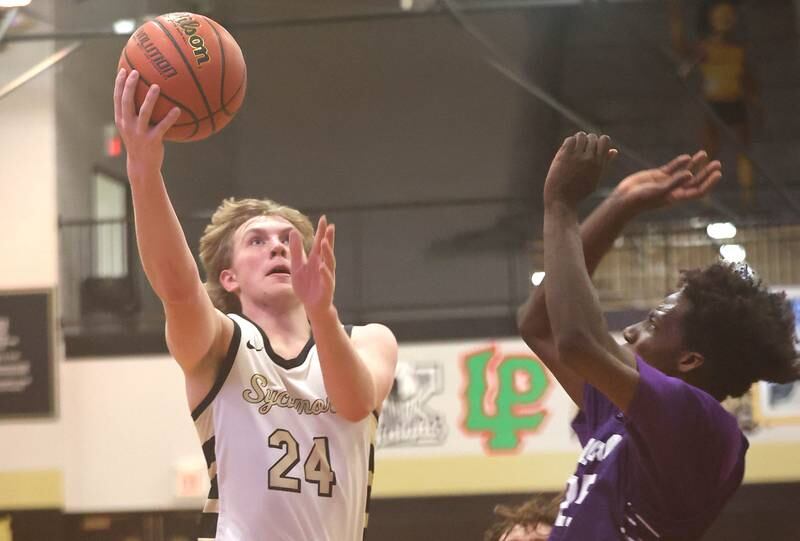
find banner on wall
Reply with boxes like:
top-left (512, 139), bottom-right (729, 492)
top-left (0, 290), bottom-right (55, 418)
top-left (376, 337), bottom-right (579, 459)
top-left (373, 331), bottom-right (800, 496)
top-left (750, 294), bottom-right (800, 428)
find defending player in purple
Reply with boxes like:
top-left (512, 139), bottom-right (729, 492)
top-left (518, 133), bottom-right (800, 540)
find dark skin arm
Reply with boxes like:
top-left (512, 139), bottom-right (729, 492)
top-left (520, 135), bottom-right (722, 409)
top-left (543, 133), bottom-right (640, 411)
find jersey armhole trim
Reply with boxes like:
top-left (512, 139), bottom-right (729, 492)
top-left (191, 317), bottom-right (242, 420)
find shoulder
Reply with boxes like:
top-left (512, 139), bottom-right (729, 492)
top-left (226, 312), bottom-right (260, 340)
top-left (351, 323), bottom-right (397, 349)
top-left (630, 358), bottom-right (741, 440)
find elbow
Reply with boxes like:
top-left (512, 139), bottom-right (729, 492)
top-left (331, 392), bottom-right (376, 423)
top-left (517, 308), bottom-right (553, 353)
top-left (335, 403), bottom-right (373, 423)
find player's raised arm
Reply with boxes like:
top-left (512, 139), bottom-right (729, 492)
top-left (289, 216), bottom-right (398, 422)
top-left (113, 68), bottom-right (230, 377)
top-left (520, 146), bottom-right (722, 409)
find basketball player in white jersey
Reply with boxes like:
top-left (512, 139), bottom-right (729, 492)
top-left (113, 69), bottom-right (398, 540)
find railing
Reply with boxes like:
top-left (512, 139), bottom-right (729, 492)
top-left (58, 206), bottom-right (800, 341)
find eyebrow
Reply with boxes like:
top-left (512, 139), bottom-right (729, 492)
top-left (242, 225), bottom-right (293, 237)
top-left (239, 226), bottom-right (293, 246)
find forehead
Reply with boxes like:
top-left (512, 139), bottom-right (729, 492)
top-left (654, 290), bottom-right (690, 322)
top-left (662, 291), bottom-right (682, 307)
top-left (502, 523), bottom-right (551, 541)
top-left (235, 215), bottom-right (294, 241)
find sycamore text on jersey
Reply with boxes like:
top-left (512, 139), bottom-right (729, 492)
top-left (242, 373), bottom-right (336, 416)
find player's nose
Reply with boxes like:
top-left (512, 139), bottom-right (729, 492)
top-left (270, 240), bottom-right (287, 257)
top-left (623, 324), bottom-right (638, 344)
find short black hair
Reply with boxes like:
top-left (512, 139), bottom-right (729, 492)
top-left (679, 262), bottom-right (799, 400)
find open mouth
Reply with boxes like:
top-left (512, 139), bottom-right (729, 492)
top-left (267, 264), bottom-right (291, 276)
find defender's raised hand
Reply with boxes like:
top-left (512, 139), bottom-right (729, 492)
top-left (113, 68), bottom-right (181, 175)
top-left (290, 215), bottom-right (336, 318)
top-left (614, 150), bottom-right (722, 213)
top-left (543, 132), bottom-right (618, 208)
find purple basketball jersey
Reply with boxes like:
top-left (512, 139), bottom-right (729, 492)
top-left (548, 357), bottom-right (747, 540)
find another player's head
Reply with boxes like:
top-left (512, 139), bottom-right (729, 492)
top-left (623, 262), bottom-right (799, 401)
top-left (200, 197), bottom-right (314, 313)
top-left (699, 0), bottom-right (740, 37)
top-left (484, 495), bottom-right (559, 541)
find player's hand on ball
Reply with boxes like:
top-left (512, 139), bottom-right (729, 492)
top-left (543, 132), bottom-right (618, 208)
top-left (113, 68), bottom-right (181, 175)
top-left (290, 215), bottom-right (336, 319)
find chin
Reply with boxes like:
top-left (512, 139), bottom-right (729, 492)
top-left (261, 287), bottom-right (299, 304)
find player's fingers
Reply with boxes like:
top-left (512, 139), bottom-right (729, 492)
top-left (311, 215), bottom-right (327, 258)
top-left (152, 107), bottom-right (181, 139)
top-left (321, 239), bottom-right (335, 275)
top-left (695, 165), bottom-right (723, 195)
top-left (319, 265), bottom-right (335, 291)
top-left (597, 134), bottom-right (611, 160)
top-left (121, 70), bottom-right (139, 125)
top-left (688, 150), bottom-right (709, 176)
top-left (562, 135), bottom-right (577, 153)
top-left (289, 229), bottom-right (305, 270)
top-left (666, 170), bottom-right (693, 193)
top-left (585, 133), bottom-right (598, 157)
top-left (574, 131), bottom-right (588, 154)
top-left (138, 84), bottom-right (160, 132)
top-left (660, 154), bottom-right (692, 175)
top-left (688, 159), bottom-right (722, 187)
top-left (326, 224), bottom-right (335, 259)
top-left (675, 169), bottom-right (722, 200)
top-left (113, 68), bottom-right (127, 126)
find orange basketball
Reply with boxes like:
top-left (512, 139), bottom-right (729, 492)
top-left (118, 12), bottom-right (247, 142)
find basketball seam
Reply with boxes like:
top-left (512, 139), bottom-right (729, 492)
top-left (122, 50), bottom-right (201, 139)
top-left (151, 17), bottom-right (217, 133)
top-left (170, 76), bottom-right (246, 127)
top-left (204, 17), bottom-right (228, 115)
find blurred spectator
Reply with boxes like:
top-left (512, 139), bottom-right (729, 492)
top-left (484, 494), bottom-right (559, 541)
top-left (669, 0), bottom-right (759, 206)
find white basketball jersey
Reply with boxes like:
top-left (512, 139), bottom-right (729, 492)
top-left (191, 314), bottom-right (377, 541)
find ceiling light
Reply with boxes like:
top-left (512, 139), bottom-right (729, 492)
top-left (112, 18), bottom-right (136, 35)
top-left (720, 244), bottom-right (746, 263)
top-left (0, 1), bottom-right (31, 7)
top-left (706, 222), bottom-right (737, 240)
top-left (531, 271), bottom-right (545, 287)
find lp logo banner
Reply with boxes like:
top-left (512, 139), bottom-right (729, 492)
top-left (462, 346), bottom-right (550, 452)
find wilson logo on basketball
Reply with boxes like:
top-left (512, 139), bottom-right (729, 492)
top-left (169, 13), bottom-right (211, 66)
top-left (133, 29), bottom-right (178, 79)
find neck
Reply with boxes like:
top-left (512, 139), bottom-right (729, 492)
top-left (240, 296), bottom-right (311, 345)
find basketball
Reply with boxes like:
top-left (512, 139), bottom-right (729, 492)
top-left (118, 12), bottom-right (247, 142)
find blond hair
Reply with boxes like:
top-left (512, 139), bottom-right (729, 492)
top-left (199, 198), bottom-right (314, 313)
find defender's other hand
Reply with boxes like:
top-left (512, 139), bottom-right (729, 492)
top-left (614, 150), bottom-right (722, 213)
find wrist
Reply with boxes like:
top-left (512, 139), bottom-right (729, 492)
top-left (307, 304), bottom-right (339, 329)
top-left (544, 198), bottom-right (579, 217)
top-left (606, 188), bottom-right (641, 220)
top-left (126, 155), bottom-right (161, 182)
